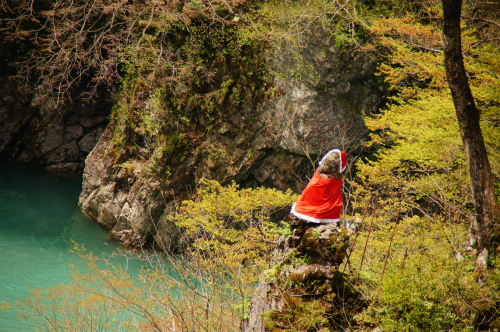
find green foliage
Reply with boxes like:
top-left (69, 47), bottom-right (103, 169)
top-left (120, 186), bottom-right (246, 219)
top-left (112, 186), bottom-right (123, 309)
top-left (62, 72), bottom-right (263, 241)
top-left (344, 4), bottom-right (500, 331)
top-left (348, 214), bottom-right (500, 331)
top-left (263, 264), bottom-right (280, 282)
top-left (16, 181), bottom-right (298, 331)
top-left (234, 296), bottom-right (252, 320)
top-left (175, 178), bottom-right (298, 281)
top-left (259, 0), bottom-right (368, 84)
top-left (353, 4), bottom-right (500, 222)
top-left (103, 0), bottom-right (273, 167)
top-left (357, 0), bottom-right (439, 18)
top-left (287, 250), bottom-right (313, 267)
top-left (266, 220), bottom-right (293, 237)
top-left (9, 0), bottom-right (500, 330)
top-left (264, 298), bottom-right (331, 332)
top-left (173, 179), bottom-right (298, 323)
top-left (104, 0), bottom-right (374, 174)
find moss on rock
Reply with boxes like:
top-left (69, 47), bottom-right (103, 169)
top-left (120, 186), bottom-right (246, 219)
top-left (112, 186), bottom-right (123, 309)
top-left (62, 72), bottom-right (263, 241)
top-left (245, 218), bottom-right (365, 331)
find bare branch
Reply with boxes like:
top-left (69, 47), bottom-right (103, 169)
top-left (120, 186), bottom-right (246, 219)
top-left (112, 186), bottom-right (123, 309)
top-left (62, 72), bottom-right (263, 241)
top-left (462, 15), bottom-right (500, 30)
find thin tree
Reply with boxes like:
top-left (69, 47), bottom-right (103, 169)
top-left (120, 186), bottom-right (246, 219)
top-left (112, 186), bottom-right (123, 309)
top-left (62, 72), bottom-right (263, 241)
top-left (441, 0), bottom-right (500, 268)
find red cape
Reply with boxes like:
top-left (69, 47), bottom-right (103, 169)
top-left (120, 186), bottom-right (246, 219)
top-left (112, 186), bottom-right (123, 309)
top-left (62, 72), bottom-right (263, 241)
top-left (291, 171), bottom-right (343, 223)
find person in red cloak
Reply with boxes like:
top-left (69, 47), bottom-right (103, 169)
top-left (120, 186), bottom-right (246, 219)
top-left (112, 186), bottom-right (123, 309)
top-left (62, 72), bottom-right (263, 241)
top-left (291, 149), bottom-right (347, 223)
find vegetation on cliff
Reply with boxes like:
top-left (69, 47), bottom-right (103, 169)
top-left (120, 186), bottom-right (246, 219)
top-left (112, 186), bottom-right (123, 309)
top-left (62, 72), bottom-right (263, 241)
top-left (1, 0), bottom-right (373, 181)
top-left (2, 0), bottom-right (500, 331)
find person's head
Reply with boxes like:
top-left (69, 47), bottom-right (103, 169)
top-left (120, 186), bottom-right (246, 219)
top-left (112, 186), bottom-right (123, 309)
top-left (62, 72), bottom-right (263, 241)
top-left (317, 149), bottom-right (347, 175)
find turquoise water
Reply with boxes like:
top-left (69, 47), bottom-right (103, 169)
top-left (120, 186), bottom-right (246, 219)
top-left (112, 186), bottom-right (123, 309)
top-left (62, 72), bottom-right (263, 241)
top-left (0, 163), bottom-right (130, 331)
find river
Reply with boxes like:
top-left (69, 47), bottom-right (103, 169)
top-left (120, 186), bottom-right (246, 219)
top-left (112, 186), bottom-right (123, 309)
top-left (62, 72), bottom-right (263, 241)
top-left (0, 163), bottom-right (131, 331)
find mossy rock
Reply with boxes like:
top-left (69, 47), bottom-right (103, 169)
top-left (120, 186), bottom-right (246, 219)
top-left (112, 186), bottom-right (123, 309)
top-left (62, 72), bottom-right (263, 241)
top-left (285, 220), bottom-right (350, 266)
top-left (245, 220), bottom-right (364, 331)
top-left (263, 268), bottom-right (361, 331)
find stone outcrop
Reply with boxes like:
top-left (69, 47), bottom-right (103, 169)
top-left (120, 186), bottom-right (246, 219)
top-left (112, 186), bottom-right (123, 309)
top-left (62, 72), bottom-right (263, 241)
top-left (109, 229), bottom-right (146, 248)
top-left (0, 41), bottom-right (111, 173)
top-left (269, 31), bottom-right (383, 157)
top-left (244, 218), bottom-right (363, 331)
top-left (77, 28), bottom-right (386, 248)
top-left (0, 80), bottom-right (110, 173)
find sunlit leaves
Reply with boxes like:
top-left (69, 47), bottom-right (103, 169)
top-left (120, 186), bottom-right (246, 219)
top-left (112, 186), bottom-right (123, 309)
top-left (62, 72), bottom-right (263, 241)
top-left (15, 181), bottom-right (297, 331)
top-left (355, 3), bottom-right (500, 220)
top-left (176, 178), bottom-right (298, 282)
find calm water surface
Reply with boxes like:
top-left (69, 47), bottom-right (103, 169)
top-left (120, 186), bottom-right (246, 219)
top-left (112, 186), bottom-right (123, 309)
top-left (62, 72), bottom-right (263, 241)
top-left (0, 163), bottom-right (132, 331)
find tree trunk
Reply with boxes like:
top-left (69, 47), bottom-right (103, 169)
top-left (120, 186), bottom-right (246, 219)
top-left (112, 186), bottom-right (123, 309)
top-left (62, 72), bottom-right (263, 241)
top-left (441, 0), bottom-right (500, 269)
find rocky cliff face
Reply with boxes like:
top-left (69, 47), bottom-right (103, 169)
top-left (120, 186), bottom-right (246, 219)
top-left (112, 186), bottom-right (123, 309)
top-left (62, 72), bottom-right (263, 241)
top-left (0, 42), bottom-right (111, 173)
top-left (270, 32), bottom-right (383, 157)
top-left (78, 30), bottom-right (386, 249)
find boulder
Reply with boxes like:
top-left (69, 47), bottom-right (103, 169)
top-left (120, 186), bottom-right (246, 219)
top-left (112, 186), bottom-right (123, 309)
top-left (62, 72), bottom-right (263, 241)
top-left (244, 218), bottom-right (363, 331)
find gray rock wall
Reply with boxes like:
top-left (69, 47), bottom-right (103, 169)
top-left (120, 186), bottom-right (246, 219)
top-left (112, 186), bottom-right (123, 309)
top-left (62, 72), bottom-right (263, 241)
top-left (0, 80), bottom-right (110, 173)
top-left (0, 40), bottom-right (111, 173)
top-left (77, 29), bottom-right (386, 250)
top-left (268, 32), bottom-right (382, 158)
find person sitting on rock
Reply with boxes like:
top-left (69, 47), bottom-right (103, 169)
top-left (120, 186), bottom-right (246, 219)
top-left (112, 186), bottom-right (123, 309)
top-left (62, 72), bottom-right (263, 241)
top-left (291, 149), bottom-right (347, 224)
